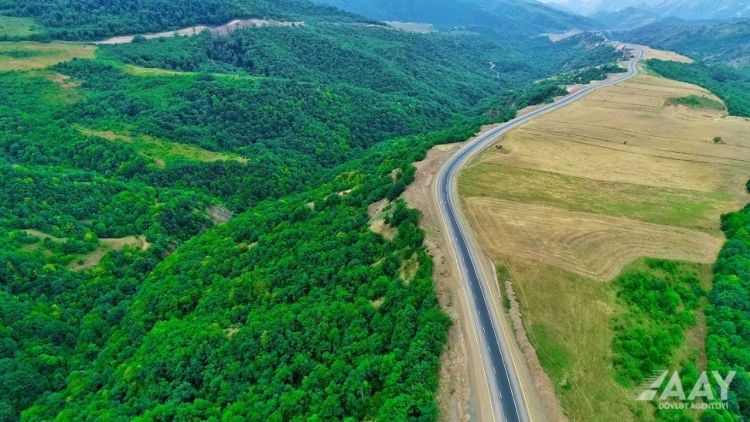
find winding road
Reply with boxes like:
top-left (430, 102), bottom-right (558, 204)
top-left (434, 48), bottom-right (644, 422)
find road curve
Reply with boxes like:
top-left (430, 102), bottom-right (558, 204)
top-left (434, 48), bottom-right (644, 422)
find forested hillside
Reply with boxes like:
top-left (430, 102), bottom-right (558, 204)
top-left (590, 7), bottom-right (659, 30)
top-left (0, 0), bottom-right (360, 40)
top-left (311, 0), bottom-right (599, 35)
top-left (705, 207), bottom-right (750, 421)
top-left (0, 1), bottom-right (627, 419)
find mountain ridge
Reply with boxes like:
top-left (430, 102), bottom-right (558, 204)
top-left (540, 0), bottom-right (750, 20)
top-left (614, 18), bottom-right (750, 65)
top-left (310, 0), bottom-right (601, 35)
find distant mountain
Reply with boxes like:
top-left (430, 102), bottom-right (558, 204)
top-left (310, 0), bottom-right (600, 34)
top-left (614, 18), bottom-right (750, 65)
top-left (540, 0), bottom-right (750, 20)
top-left (590, 7), bottom-right (660, 29)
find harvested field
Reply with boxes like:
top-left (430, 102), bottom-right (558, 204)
top-left (463, 198), bottom-right (722, 281)
top-left (458, 69), bottom-right (750, 421)
top-left (623, 44), bottom-right (693, 63)
top-left (475, 75), bottom-right (750, 197)
top-left (460, 164), bottom-right (734, 231)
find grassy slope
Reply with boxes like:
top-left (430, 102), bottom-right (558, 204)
top-left (0, 42), bottom-right (95, 71)
top-left (0, 15), bottom-right (42, 37)
top-left (458, 72), bottom-right (750, 420)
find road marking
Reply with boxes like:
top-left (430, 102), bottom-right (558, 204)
top-left (433, 177), bottom-right (500, 421)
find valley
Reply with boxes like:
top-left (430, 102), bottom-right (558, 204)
top-left (2, 0), bottom-right (750, 421)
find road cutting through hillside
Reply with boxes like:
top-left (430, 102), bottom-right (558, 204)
top-left (434, 48), bottom-right (644, 422)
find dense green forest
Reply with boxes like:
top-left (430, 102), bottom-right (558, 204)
top-left (611, 259), bottom-right (709, 421)
top-left (0, 0), bottom-right (600, 41)
top-left (703, 205), bottom-right (750, 421)
top-left (646, 59), bottom-right (750, 118)
top-left (0, 0), bottom-right (362, 40)
top-left (0, 3), bottom-right (628, 420)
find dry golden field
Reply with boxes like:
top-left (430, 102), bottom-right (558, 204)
top-left (636, 44), bottom-right (694, 63)
top-left (458, 72), bottom-right (750, 421)
top-left (464, 197), bottom-right (722, 281)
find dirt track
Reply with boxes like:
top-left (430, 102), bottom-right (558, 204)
top-left (94, 19), bottom-right (305, 44)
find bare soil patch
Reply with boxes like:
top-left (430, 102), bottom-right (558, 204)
top-left (548, 29), bottom-right (583, 42)
top-left (385, 21), bottom-right (436, 33)
top-left (95, 19), bottom-right (305, 44)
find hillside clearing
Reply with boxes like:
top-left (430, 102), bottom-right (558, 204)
top-left (94, 19), bottom-right (305, 44)
top-left (0, 42), bottom-right (96, 71)
top-left (21, 229), bottom-right (150, 270)
top-left (0, 15), bottom-right (42, 37)
top-left (75, 126), bottom-right (247, 167)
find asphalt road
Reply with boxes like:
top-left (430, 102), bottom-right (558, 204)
top-left (435, 48), bottom-right (644, 422)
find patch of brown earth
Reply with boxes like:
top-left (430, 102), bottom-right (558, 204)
top-left (548, 29), bottom-right (583, 42)
top-left (45, 72), bottom-right (80, 89)
top-left (207, 205), bottom-right (233, 224)
top-left (95, 19), bottom-right (305, 44)
top-left (368, 198), bottom-right (389, 218)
